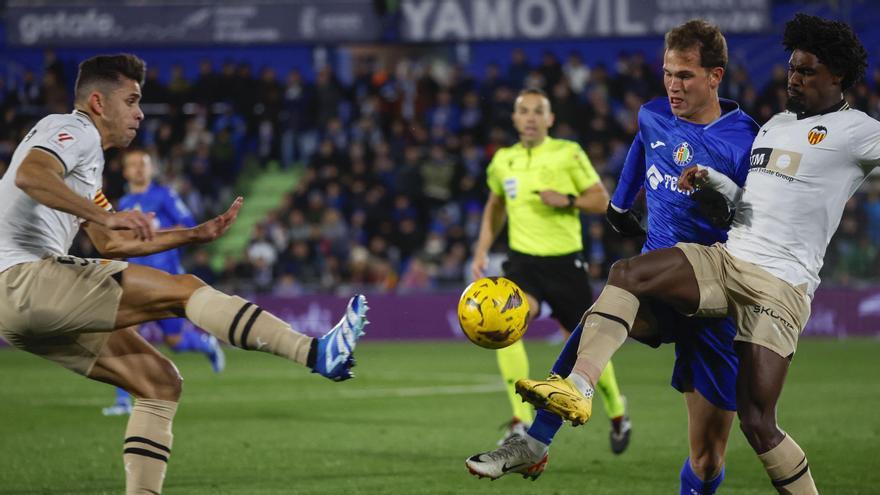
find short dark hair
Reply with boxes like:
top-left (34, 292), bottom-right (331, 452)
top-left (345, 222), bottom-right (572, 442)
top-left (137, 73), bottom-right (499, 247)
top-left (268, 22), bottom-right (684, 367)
top-left (665, 19), bottom-right (728, 69)
top-left (122, 148), bottom-right (148, 160)
top-left (516, 88), bottom-right (552, 111)
top-left (75, 54), bottom-right (146, 102)
top-left (783, 13), bottom-right (867, 90)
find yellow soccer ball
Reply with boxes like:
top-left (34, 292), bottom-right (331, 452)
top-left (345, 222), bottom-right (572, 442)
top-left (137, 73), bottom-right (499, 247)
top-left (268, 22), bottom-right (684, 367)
top-left (457, 277), bottom-right (530, 349)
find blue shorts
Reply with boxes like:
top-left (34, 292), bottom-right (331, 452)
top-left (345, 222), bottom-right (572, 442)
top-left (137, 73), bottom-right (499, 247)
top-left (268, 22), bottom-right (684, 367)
top-left (649, 301), bottom-right (738, 411)
top-left (132, 259), bottom-right (186, 337)
top-left (157, 318), bottom-right (185, 337)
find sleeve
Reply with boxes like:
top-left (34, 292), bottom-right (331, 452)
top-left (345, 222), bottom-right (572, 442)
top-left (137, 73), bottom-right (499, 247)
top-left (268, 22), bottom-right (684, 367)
top-left (28, 122), bottom-right (90, 175)
top-left (610, 131), bottom-right (646, 210)
top-left (486, 151), bottom-right (505, 197)
top-left (847, 114), bottom-right (880, 171)
top-left (696, 165), bottom-right (743, 205)
top-left (570, 143), bottom-right (600, 193)
top-left (164, 189), bottom-right (197, 228)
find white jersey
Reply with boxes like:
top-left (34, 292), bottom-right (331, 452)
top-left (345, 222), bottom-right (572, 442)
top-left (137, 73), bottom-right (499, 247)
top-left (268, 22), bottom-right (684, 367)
top-left (725, 103), bottom-right (880, 297)
top-left (0, 110), bottom-right (106, 273)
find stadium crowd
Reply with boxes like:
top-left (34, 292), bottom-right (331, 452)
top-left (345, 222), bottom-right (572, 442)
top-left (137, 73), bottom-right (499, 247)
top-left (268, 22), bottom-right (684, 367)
top-left (1, 48), bottom-right (879, 294)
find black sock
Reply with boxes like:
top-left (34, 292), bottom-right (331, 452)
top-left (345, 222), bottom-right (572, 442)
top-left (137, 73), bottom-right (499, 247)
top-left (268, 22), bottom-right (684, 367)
top-left (306, 338), bottom-right (318, 369)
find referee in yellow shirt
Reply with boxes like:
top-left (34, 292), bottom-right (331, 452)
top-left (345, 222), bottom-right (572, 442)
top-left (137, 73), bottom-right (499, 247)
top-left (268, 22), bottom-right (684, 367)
top-left (470, 88), bottom-right (631, 454)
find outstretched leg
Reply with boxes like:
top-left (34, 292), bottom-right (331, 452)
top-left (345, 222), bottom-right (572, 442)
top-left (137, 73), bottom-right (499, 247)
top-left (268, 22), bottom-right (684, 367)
top-left (526, 303), bottom-right (658, 445)
top-left (113, 264), bottom-right (368, 381)
top-left (572, 248), bottom-right (701, 388)
top-left (466, 312), bottom-right (648, 480)
top-left (736, 342), bottom-right (817, 494)
top-left (517, 248), bottom-right (702, 425)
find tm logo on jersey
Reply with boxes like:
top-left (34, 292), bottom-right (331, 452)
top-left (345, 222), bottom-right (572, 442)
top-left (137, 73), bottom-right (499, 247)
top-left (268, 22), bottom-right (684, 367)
top-left (749, 147), bottom-right (802, 182)
top-left (672, 142), bottom-right (693, 166)
top-left (647, 164), bottom-right (692, 195)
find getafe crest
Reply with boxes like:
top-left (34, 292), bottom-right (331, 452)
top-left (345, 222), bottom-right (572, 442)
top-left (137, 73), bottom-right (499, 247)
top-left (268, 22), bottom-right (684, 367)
top-left (673, 142), bottom-right (693, 166)
top-left (807, 126), bottom-right (827, 145)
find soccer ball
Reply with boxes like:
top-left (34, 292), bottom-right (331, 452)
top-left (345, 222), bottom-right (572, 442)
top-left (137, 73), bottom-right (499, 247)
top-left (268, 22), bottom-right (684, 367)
top-left (457, 277), bottom-right (530, 349)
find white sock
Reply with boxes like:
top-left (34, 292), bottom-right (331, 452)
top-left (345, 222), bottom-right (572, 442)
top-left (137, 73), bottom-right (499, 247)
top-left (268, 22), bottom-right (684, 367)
top-left (524, 432), bottom-right (549, 456)
top-left (567, 372), bottom-right (595, 399)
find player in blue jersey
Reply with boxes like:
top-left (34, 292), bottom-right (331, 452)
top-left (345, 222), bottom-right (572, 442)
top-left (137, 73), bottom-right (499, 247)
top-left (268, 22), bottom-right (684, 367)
top-left (466, 21), bottom-right (757, 493)
top-left (103, 150), bottom-right (225, 416)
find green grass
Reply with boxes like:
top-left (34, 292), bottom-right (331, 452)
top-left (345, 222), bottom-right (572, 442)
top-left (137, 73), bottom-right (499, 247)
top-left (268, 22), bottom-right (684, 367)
top-left (1, 339), bottom-right (878, 494)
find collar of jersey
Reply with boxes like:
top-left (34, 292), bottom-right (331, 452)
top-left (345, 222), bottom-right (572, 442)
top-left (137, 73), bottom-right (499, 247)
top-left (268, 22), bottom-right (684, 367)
top-left (517, 136), bottom-right (553, 152)
top-left (795, 99), bottom-right (849, 120)
top-left (131, 182), bottom-right (157, 197)
top-left (72, 109), bottom-right (97, 127)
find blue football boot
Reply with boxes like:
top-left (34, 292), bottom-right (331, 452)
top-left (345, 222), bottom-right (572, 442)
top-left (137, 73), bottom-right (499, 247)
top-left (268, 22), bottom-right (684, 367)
top-left (312, 294), bottom-right (369, 381)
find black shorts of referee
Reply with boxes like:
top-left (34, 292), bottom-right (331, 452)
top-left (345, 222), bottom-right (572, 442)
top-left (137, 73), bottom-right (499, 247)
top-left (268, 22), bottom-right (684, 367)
top-left (502, 250), bottom-right (593, 333)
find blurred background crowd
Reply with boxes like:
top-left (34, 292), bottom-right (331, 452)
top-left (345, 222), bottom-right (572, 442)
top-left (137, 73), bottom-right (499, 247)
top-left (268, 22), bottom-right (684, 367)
top-left (2, 42), bottom-right (879, 295)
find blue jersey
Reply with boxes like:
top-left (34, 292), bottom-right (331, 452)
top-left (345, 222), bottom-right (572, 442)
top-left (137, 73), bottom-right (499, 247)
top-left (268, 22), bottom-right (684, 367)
top-left (119, 182), bottom-right (196, 274)
top-left (611, 98), bottom-right (758, 412)
top-left (612, 98), bottom-right (758, 251)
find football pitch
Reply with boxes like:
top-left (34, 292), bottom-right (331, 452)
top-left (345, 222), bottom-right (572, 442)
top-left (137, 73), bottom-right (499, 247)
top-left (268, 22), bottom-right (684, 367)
top-left (1, 339), bottom-right (878, 494)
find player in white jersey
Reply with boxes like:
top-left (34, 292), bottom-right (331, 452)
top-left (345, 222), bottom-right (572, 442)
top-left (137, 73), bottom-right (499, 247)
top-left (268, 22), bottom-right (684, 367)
top-left (0, 54), bottom-right (369, 494)
top-left (514, 14), bottom-right (876, 494)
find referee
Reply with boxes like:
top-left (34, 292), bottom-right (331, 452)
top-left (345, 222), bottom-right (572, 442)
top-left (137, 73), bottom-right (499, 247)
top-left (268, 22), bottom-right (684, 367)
top-left (471, 88), bottom-right (632, 453)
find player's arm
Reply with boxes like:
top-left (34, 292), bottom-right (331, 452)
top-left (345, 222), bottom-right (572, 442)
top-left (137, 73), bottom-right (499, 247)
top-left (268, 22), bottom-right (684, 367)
top-left (84, 197), bottom-right (243, 258)
top-left (15, 148), bottom-right (156, 240)
top-left (537, 144), bottom-right (609, 214)
top-left (848, 114), bottom-right (880, 172)
top-left (471, 192), bottom-right (506, 279)
top-left (607, 132), bottom-right (647, 236)
top-left (678, 165), bottom-right (743, 201)
top-left (571, 182), bottom-right (609, 213)
top-left (539, 183), bottom-right (609, 213)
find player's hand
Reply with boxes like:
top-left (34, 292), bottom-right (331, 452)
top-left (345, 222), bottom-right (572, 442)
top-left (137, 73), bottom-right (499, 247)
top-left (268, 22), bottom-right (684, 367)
top-left (605, 203), bottom-right (646, 237)
top-left (105, 210), bottom-right (156, 241)
top-left (471, 251), bottom-right (488, 280)
top-left (678, 166), bottom-right (709, 192)
top-left (536, 189), bottom-right (571, 208)
top-left (193, 196), bottom-right (243, 243)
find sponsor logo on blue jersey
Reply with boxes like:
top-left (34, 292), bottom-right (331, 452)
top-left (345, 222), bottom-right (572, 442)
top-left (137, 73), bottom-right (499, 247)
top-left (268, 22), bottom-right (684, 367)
top-left (646, 164), bottom-right (693, 195)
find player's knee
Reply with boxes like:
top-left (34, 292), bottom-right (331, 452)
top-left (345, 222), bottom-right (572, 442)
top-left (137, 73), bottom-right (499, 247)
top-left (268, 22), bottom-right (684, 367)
top-left (608, 259), bottom-right (645, 295)
top-left (169, 273), bottom-right (208, 308)
top-left (690, 451), bottom-right (725, 480)
top-left (607, 259), bottom-right (631, 288)
top-left (141, 355), bottom-right (184, 401)
top-left (173, 273), bottom-right (207, 292)
top-left (738, 408), bottom-right (779, 447)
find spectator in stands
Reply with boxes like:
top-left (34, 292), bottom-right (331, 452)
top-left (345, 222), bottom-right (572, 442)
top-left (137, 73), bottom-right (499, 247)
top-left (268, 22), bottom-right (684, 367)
top-left (5, 40), bottom-right (879, 293)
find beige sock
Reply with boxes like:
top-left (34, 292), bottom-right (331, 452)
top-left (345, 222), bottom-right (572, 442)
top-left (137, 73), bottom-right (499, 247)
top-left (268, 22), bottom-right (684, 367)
top-left (124, 399), bottom-right (177, 495)
top-left (758, 434), bottom-right (818, 494)
top-left (571, 285), bottom-right (639, 386)
top-left (185, 286), bottom-right (312, 365)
